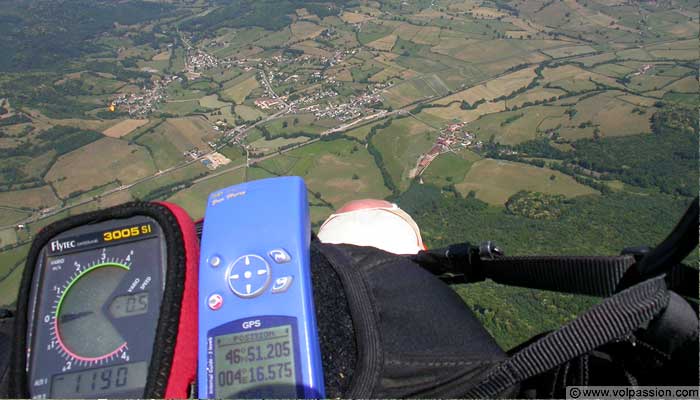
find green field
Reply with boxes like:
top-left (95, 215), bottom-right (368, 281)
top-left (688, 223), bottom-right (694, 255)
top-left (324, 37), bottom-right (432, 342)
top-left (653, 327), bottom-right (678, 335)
top-left (259, 114), bottom-right (326, 137)
top-left (277, 139), bottom-right (392, 208)
top-left (421, 150), bottom-right (481, 188)
top-left (45, 138), bottom-right (156, 198)
top-left (0, 244), bottom-right (30, 307)
top-left (455, 159), bottom-right (599, 205)
top-left (199, 94), bottom-right (231, 109)
top-left (221, 74), bottom-right (259, 104)
top-left (372, 117), bottom-right (438, 191)
top-left (382, 75), bottom-right (448, 108)
top-left (160, 100), bottom-right (201, 115)
top-left (129, 162), bottom-right (209, 200)
top-left (235, 104), bottom-right (266, 121)
top-left (342, 120), bottom-right (383, 141)
top-left (136, 129), bottom-right (185, 170)
top-left (0, 228), bottom-right (18, 247)
top-left (357, 22), bottom-right (394, 45)
top-left (165, 168), bottom-right (247, 219)
top-left (468, 106), bottom-right (567, 145)
top-left (250, 136), bottom-right (310, 154)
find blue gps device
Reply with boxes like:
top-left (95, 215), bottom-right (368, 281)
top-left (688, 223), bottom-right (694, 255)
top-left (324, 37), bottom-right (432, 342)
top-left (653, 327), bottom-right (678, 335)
top-left (197, 176), bottom-right (325, 399)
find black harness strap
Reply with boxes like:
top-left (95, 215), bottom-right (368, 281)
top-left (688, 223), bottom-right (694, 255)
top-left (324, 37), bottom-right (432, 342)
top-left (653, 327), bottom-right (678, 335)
top-left (412, 246), bottom-right (698, 298)
top-left (483, 255), bottom-right (635, 297)
top-left (411, 245), bottom-right (636, 297)
top-left (466, 275), bottom-right (670, 398)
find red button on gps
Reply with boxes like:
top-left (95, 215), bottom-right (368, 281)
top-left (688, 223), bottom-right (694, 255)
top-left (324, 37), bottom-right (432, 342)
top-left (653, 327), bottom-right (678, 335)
top-left (208, 293), bottom-right (223, 310)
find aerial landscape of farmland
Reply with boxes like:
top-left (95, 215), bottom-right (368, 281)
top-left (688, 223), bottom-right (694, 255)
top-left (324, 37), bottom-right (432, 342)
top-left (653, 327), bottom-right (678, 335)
top-left (0, 0), bottom-right (697, 348)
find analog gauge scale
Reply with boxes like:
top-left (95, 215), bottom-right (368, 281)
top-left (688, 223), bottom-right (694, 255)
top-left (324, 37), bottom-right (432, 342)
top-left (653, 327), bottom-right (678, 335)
top-left (24, 215), bottom-right (167, 399)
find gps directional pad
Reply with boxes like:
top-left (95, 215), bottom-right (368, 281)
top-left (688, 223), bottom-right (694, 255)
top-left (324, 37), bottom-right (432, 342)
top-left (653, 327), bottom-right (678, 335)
top-left (226, 254), bottom-right (271, 298)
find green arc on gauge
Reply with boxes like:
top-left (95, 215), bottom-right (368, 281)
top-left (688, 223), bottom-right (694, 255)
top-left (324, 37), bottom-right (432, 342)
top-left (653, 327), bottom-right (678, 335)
top-left (55, 262), bottom-right (130, 360)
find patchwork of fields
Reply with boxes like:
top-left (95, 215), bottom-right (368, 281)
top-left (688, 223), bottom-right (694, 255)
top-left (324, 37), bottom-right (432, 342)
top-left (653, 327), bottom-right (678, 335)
top-left (0, 0), bottom-right (697, 314)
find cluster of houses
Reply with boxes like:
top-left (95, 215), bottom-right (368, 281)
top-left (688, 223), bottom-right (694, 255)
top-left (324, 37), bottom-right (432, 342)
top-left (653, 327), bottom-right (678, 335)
top-left (303, 91), bottom-right (384, 121)
top-left (112, 75), bottom-right (180, 116)
top-left (292, 89), bottom-right (340, 111)
top-left (183, 147), bottom-right (206, 160)
top-left (413, 122), bottom-right (481, 177)
top-left (320, 49), bottom-right (357, 68)
top-left (631, 64), bottom-right (654, 77)
top-left (185, 49), bottom-right (220, 79)
top-left (254, 97), bottom-right (286, 110)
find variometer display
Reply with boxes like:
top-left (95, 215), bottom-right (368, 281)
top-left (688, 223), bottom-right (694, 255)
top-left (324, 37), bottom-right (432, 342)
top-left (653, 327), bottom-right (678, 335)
top-left (26, 216), bottom-right (166, 399)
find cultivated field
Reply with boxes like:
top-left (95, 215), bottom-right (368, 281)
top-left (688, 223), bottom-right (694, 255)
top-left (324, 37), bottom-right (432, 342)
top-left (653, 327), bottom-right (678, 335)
top-left (423, 99), bottom-right (506, 124)
top-left (280, 139), bottom-right (391, 207)
top-left (436, 67), bottom-right (536, 105)
top-left (340, 11), bottom-right (371, 24)
top-left (468, 105), bottom-right (568, 145)
top-left (565, 92), bottom-right (654, 138)
top-left (0, 186), bottom-right (59, 209)
top-left (250, 136), bottom-right (310, 155)
top-left (129, 163), bottom-right (209, 200)
top-left (103, 119), bottom-right (149, 138)
top-left (367, 34), bottom-right (397, 51)
top-left (290, 21), bottom-right (325, 41)
top-left (45, 138), bottom-right (156, 198)
top-left (509, 88), bottom-right (565, 108)
top-left (222, 74), bottom-right (259, 104)
top-left (162, 117), bottom-right (219, 151)
top-left (0, 208), bottom-right (30, 226)
top-left (542, 45), bottom-right (596, 58)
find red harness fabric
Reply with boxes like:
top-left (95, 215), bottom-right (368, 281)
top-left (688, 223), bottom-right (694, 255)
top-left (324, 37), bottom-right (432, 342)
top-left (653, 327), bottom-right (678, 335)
top-left (156, 202), bottom-right (199, 399)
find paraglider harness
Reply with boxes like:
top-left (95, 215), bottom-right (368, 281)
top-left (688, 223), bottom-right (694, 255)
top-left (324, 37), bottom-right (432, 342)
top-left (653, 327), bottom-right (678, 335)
top-left (1, 198), bottom-right (697, 398)
top-left (200, 197), bottom-right (699, 398)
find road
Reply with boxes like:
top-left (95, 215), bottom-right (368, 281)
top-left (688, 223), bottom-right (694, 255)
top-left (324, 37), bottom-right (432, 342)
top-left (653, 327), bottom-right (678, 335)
top-left (259, 70), bottom-right (288, 107)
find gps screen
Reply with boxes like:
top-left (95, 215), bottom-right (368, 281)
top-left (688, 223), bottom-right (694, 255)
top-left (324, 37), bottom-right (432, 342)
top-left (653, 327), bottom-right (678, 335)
top-left (214, 324), bottom-right (298, 398)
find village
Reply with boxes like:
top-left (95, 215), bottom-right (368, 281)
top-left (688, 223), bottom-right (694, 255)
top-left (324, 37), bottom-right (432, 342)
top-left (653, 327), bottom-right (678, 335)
top-left (111, 74), bottom-right (180, 117)
top-left (108, 37), bottom-right (482, 177)
top-left (412, 122), bottom-right (481, 178)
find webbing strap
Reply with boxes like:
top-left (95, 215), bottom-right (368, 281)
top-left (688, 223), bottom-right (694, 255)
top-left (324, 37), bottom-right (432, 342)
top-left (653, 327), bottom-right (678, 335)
top-left (466, 276), bottom-right (670, 398)
top-left (411, 245), bottom-right (637, 297)
top-left (485, 255), bottom-right (636, 297)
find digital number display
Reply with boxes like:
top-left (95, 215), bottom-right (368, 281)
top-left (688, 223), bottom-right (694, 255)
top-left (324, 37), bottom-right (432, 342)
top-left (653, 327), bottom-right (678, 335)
top-left (109, 292), bottom-right (149, 319)
top-left (50, 361), bottom-right (148, 397)
top-left (214, 325), bottom-right (297, 398)
top-left (103, 224), bottom-right (152, 242)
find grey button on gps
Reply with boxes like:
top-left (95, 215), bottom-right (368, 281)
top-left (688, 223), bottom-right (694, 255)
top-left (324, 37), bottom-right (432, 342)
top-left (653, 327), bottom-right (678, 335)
top-left (269, 249), bottom-right (291, 264)
top-left (209, 255), bottom-right (222, 267)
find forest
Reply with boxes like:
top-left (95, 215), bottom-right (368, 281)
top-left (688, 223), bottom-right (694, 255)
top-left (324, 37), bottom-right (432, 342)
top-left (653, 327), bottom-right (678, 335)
top-left (0, 0), bottom-right (175, 71)
top-left (181, 0), bottom-right (347, 33)
top-left (396, 182), bottom-right (693, 348)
